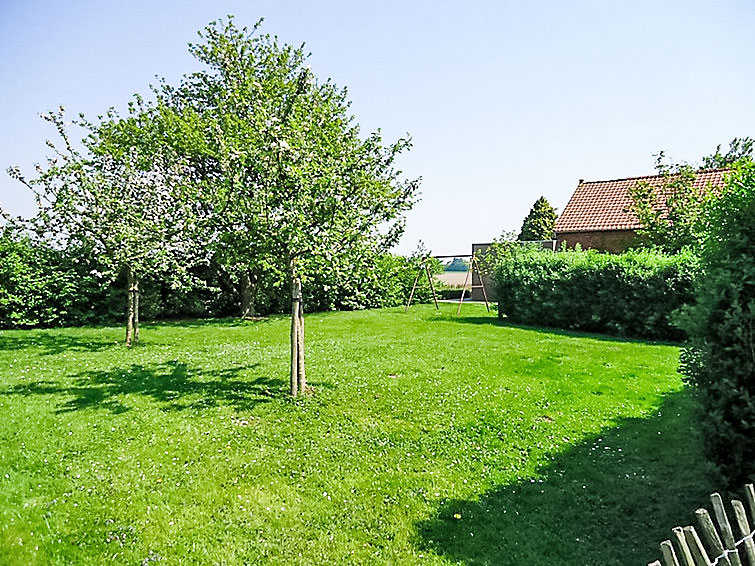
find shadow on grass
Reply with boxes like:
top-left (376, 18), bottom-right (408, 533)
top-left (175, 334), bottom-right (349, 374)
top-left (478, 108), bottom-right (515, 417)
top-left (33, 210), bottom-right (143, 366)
top-left (0, 332), bottom-right (116, 355)
top-left (142, 315), bottom-right (283, 329)
top-left (1, 361), bottom-right (287, 413)
top-left (0, 317), bottom-right (281, 354)
top-left (427, 314), bottom-right (681, 346)
top-left (416, 391), bottom-right (713, 566)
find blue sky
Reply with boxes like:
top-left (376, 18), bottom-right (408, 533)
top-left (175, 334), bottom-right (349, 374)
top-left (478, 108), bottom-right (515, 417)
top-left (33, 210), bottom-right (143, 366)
top-left (1, 0), bottom-right (753, 254)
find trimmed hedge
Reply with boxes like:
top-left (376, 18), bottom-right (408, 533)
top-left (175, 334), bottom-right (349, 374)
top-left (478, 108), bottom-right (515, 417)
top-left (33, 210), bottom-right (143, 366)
top-left (493, 246), bottom-right (698, 339)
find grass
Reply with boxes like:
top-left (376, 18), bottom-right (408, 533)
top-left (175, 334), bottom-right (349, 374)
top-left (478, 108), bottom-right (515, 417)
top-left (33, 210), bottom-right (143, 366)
top-left (0, 303), bottom-right (713, 565)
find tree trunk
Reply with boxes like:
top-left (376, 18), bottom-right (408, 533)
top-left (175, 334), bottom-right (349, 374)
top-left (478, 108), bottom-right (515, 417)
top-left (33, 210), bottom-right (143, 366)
top-left (125, 267), bottom-right (140, 347)
top-left (239, 270), bottom-right (257, 318)
top-left (290, 276), bottom-right (300, 397)
top-left (126, 267), bottom-right (134, 347)
top-left (296, 279), bottom-right (306, 394)
top-left (133, 275), bottom-right (140, 344)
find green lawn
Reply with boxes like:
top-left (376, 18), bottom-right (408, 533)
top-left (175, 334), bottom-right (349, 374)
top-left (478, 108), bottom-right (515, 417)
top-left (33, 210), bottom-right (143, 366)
top-left (0, 304), bottom-right (712, 565)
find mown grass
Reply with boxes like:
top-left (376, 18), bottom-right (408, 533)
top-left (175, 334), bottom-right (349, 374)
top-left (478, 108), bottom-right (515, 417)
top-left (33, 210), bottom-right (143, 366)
top-left (0, 303), bottom-right (712, 565)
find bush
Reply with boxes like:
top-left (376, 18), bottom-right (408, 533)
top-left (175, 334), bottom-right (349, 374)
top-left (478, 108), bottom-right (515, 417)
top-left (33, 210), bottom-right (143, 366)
top-left (444, 257), bottom-right (469, 272)
top-left (0, 229), bottom-right (109, 328)
top-left (493, 246), bottom-right (698, 339)
top-left (676, 162), bottom-right (755, 488)
top-left (301, 253), bottom-right (440, 313)
top-left (0, 232), bottom-right (430, 329)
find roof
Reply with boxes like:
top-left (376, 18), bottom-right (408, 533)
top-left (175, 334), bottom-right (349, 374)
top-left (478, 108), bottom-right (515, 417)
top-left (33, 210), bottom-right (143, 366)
top-left (554, 169), bottom-right (729, 233)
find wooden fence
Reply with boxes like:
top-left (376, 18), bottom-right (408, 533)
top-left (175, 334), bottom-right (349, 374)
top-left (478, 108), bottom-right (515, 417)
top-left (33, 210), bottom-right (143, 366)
top-left (649, 484), bottom-right (755, 566)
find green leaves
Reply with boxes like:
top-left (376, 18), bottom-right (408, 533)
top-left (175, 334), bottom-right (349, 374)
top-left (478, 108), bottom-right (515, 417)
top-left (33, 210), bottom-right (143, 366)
top-left (157, 17), bottom-right (419, 276)
top-left (518, 196), bottom-right (557, 241)
top-left (6, 16), bottom-right (420, 342)
top-left (627, 161), bottom-right (710, 253)
top-left (627, 140), bottom-right (754, 253)
top-left (493, 247), bottom-right (698, 339)
top-left (677, 160), bottom-right (755, 488)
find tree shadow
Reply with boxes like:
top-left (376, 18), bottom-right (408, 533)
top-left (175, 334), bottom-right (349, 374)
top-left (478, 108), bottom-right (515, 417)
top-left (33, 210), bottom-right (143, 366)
top-left (0, 316), bottom-right (281, 355)
top-left (143, 315), bottom-right (282, 328)
top-left (0, 332), bottom-right (116, 355)
top-left (426, 314), bottom-right (680, 346)
top-left (416, 391), bottom-right (714, 565)
top-left (1, 361), bottom-right (286, 413)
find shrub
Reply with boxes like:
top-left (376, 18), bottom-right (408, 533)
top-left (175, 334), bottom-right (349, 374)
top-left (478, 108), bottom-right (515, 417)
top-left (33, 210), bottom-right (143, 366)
top-left (0, 228), bottom-right (103, 328)
top-left (676, 162), bottom-right (755, 488)
top-left (444, 257), bottom-right (469, 272)
top-left (0, 234), bottom-right (429, 329)
top-left (493, 246), bottom-right (698, 339)
top-left (301, 253), bottom-right (440, 312)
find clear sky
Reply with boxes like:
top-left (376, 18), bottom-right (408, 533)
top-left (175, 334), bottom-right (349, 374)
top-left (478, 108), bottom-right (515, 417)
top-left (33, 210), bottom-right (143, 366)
top-left (1, 0), bottom-right (753, 255)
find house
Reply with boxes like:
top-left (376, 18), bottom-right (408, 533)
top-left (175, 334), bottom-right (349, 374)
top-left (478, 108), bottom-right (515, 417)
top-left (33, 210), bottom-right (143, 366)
top-left (554, 169), bottom-right (729, 253)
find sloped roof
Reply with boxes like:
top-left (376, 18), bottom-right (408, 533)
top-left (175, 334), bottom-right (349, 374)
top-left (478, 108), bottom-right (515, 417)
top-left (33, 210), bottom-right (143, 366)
top-left (554, 169), bottom-right (729, 233)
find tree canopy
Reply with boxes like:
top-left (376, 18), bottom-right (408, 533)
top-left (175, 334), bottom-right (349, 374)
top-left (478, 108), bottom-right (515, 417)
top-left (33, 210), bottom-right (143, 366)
top-left (627, 138), bottom-right (754, 252)
top-left (7, 107), bottom-right (202, 345)
top-left (6, 17), bottom-right (419, 376)
top-left (444, 257), bottom-right (469, 272)
top-left (517, 196), bottom-right (557, 241)
top-left (150, 17), bottom-right (420, 395)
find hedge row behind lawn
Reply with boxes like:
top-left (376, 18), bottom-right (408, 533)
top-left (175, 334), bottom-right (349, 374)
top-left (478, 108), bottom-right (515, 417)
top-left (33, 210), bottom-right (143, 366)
top-left (494, 247), bottom-right (698, 339)
top-left (0, 224), bottom-right (439, 328)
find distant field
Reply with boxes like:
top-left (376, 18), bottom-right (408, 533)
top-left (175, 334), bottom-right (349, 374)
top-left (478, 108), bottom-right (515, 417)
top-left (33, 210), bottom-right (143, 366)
top-left (434, 271), bottom-right (470, 287)
top-left (0, 304), bottom-right (711, 565)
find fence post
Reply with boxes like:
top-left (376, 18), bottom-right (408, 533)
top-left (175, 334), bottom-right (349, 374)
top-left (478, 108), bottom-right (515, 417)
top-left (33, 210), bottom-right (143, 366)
top-left (649, 485), bottom-right (755, 566)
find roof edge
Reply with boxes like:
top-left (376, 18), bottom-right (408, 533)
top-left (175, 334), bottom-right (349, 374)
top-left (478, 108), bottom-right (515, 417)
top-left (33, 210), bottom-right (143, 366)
top-left (555, 228), bottom-right (639, 234)
top-left (576, 167), bottom-right (731, 186)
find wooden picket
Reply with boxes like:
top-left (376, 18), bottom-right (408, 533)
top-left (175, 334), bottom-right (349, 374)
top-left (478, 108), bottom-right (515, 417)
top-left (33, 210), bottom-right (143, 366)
top-left (649, 484), bottom-right (755, 566)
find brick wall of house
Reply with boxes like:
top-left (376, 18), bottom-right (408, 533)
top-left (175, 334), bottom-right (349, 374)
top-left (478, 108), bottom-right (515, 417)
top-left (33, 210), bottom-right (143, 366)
top-left (556, 230), bottom-right (638, 253)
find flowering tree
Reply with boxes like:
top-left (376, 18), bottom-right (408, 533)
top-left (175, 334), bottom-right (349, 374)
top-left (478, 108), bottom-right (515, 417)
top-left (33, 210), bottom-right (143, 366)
top-left (155, 18), bottom-right (419, 395)
top-left (7, 107), bottom-right (201, 346)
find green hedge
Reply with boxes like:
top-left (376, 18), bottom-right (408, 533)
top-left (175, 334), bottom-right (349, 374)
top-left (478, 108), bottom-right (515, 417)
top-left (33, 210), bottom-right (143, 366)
top-left (493, 246), bottom-right (698, 339)
top-left (0, 227), bottom-right (434, 328)
top-left (677, 162), bottom-right (755, 488)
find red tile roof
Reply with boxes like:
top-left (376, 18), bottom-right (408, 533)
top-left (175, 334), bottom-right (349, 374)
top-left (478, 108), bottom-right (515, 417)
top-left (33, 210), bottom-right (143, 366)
top-left (554, 169), bottom-right (729, 233)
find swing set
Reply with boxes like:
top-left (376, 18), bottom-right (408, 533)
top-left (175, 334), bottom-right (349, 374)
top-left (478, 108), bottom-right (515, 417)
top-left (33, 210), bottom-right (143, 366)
top-left (405, 253), bottom-right (491, 315)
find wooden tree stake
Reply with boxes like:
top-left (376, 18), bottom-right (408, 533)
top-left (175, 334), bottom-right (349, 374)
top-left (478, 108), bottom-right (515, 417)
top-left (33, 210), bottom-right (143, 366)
top-left (296, 278), bottom-right (306, 394)
top-left (133, 275), bottom-right (139, 343)
top-left (290, 277), bottom-right (300, 397)
top-left (126, 266), bottom-right (137, 347)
